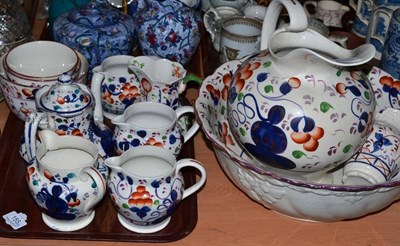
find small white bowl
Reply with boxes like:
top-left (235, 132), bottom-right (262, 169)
top-left (4, 40), bottom-right (79, 79)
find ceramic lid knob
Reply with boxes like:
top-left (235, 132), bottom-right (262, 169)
top-left (38, 73), bottom-right (93, 115)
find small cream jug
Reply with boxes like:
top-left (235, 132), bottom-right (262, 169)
top-left (25, 130), bottom-right (106, 231)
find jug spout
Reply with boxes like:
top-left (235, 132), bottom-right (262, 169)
top-left (104, 155), bottom-right (124, 172)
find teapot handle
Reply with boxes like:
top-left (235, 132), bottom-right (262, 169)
top-left (80, 167), bottom-right (107, 215)
top-left (91, 71), bottom-right (106, 124)
top-left (260, 0), bottom-right (308, 50)
top-left (25, 112), bottom-right (46, 162)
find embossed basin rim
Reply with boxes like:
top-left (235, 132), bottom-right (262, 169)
top-left (194, 59), bottom-right (400, 193)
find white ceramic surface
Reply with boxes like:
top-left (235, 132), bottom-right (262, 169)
top-left (105, 145), bottom-right (206, 233)
top-left (194, 59), bottom-right (400, 222)
top-left (243, 4), bottom-right (268, 20)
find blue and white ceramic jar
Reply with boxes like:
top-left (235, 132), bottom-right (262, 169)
top-left (134, 0), bottom-right (203, 66)
top-left (52, 1), bottom-right (136, 75)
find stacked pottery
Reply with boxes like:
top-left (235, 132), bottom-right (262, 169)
top-left (194, 0), bottom-right (400, 222)
top-left (89, 54), bottom-right (205, 233)
top-left (0, 41), bottom-right (88, 121)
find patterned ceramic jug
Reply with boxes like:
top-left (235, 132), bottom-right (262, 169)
top-left (26, 130), bottom-right (106, 231)
top-left (226, 0), bottom-right (377, 173)
top-left (133, 0), bottom-right (203, 65)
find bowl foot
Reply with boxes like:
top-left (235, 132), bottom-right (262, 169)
top-left (117, 213), bottom-right (171, 233)
top-left (42, 211), bottom-right (95, 231)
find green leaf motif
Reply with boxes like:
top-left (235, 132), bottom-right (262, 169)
top-left (33, 180), bottom-right (38, 186)
top-left (264, 85), bottom-right (274, 93)
top-left (263, 61), bottom-right (272, 68)
top-left (240, 128), bottom-right (246, 136)
top-left (364, 91), bottom-right (370, 100)
top-left (122, 203), bottom-right (130, 209)
top-left (343, 144), bottom-right (353, 153)
top-left (292, 150), bottom-right (306, 159)
top-left (67, 173), bottom-right (76, 179)
top-left (336, 70), bottom-right (342, 76)
top-left (220, 105), bottom-right (226, 115)
top-left (320, 102), bottom-right (333, 113)
top-left (154, 200), bottom-right (160, 206)
top-left (127, 134), bottom-right (133, 139)
top-left (238, 92), bottom-right (244, 101)
top-left (91, 182), bottom-right (97, 188)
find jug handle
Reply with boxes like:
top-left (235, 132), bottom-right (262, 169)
top-left (260, 0), bottom-right (308, 50)
top-left (204, 6), bottom-right (224, 51)
top-left (91, 72), bottom-right (105, 124)
top-left (25, 112), bottom-right (46, 162)
top-left (302, 1), bottom-right (316, 18)
top-left (176, 159), bottom-right (206, 200)
top-left (80, 166), bottom-right (107, 215)
top-left (366, 7), bottom-right (394, 50)
top-left (175, 106), bottom-right (200, 143)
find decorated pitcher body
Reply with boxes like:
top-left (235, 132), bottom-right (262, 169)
top-left (128, 56), bottom-right (188, 110)
top-left (112, 102), bottom-right (199, 156)
top-left (134, 0), bottom-right (203, 65)
top-left (105, 145), bottom-right (206, 233)
top-left (26, 130), bottom-right (106, 231)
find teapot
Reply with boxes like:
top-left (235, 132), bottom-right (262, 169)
top-left (25, 74), bottom-right (113, 160)
top-left (25, 130), bottom-right (106, 231)
top-left (226, 0), bottom-right (377, 173)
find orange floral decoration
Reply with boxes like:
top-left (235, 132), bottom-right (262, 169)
top-left (128, 186), bottom-right (153, 207)
top-left (291, 127), bottom-right (324, 152)
top-left (118, 83), bottom-right (141, 102)
top-left (145, 137), bottom-right (164, 147)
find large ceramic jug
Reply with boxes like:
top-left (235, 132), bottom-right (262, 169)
top-left (26, 130), bottom-right (106, 231)
top-left (133, 0), bottom-right (203, 65)
top-left (226, 0), bottom-right (377, 173)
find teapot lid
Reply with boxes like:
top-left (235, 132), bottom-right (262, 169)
top-left (38, 74), bottom-right (93, 115)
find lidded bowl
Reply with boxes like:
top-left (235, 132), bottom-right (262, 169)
top-left (36, 74), bottom-right (93, 117)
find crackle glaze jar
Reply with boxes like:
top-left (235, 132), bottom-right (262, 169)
top-left (52, 1), bottom-right (136, 74)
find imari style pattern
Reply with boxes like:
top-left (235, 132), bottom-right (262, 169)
top-left (108, 169), bottom-right (184, 225)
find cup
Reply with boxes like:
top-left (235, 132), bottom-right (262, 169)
top-left (380, 8), bottom-right (400, 78)
top-left (350, 0), bottom-right (374, 37)
top-left (342, 109), bottom-right (400, 185)
top-left (303, 0), bottom-right (350, 28)
top-left (105, 145), bottom-right (206, 233)
top-left (366, 6), bottom-right (400, 59)
top-left (112, 101), bottom-right (199, 156)
top-left (219, 16), bottom-right (262, 62)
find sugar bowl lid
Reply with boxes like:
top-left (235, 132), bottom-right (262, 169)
top-left (38, 74), bottom-right (93, 115)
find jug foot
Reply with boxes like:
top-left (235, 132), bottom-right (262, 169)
top-left (42, 211), bottom-right (95, 231)
top-left (117, 214), bottom-right (171, 234)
